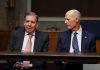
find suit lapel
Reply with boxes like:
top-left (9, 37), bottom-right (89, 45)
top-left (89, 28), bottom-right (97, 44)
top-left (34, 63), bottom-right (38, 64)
top-left (33, 30), bottom-right (40, 52)
top-left (17, 28), bottom-right (25, 51)
top-left (81, 30), bottom-right (88, 52)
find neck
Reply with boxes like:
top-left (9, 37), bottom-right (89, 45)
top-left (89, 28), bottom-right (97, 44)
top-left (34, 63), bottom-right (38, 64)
top-left (73, 24), bottom-right (80, 32)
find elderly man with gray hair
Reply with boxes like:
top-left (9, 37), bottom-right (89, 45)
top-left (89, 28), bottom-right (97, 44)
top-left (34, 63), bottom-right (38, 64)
top-left (56, 9), bottom-right (96, 70)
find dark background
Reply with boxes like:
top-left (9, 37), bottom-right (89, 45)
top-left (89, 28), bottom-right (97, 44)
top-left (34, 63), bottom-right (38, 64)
top-left (32, 0), bottom-right (100, 17)
top-left (31, 0), bottom-right (100, 39)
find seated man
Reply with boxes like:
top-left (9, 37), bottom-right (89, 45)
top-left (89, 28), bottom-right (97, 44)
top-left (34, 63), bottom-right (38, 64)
top-left (7, 12), bottom-right (49, 70)
top-left (56, 9), bottom-right (96, 70)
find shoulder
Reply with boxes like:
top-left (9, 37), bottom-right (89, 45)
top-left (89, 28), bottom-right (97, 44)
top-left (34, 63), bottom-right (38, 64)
top-left (59, 30), bottom-right (72, 36)
top-left (13, 26), bottom-right (24, 31)
top-left (83, 30), bottom-right (95, 38)
top-left (35, 30), bottom-right (49, 37)
top-left (11, 26), bottom-right (24, 32)
top-left (10, 26), bottom-right (25, 35)
top-left (84, 30), bottom-right (95, 36)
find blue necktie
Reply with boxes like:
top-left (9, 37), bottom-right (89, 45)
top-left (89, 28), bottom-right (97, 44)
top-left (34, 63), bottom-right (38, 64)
top-left (72, 32), bottom-right (79, 53)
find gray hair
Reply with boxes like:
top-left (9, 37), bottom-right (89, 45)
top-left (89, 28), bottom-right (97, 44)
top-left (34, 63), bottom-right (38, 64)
top-left (66, 9), bottom-right (81, 21)
top-left (24, 11), bottom-right (38, 22)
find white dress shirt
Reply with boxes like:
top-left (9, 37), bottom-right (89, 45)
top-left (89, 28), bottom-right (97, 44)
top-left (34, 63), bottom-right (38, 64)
top-left (22, 32), bottom-right (35, 52)
top-left (70, 26), bottom-right (82, 53)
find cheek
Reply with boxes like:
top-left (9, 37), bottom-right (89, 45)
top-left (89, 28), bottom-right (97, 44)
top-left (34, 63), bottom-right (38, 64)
top-left (24, 24), bottom-right (26, 28)
top-left (32, 24), bottom-right (37, 28)
top-left (67, 23), bottom-right (74, 29)
top-left (24, 23), bottom-right (27, 27)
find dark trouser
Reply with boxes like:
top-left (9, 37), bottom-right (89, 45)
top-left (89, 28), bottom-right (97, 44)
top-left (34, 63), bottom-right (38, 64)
top-left (64, 62), bottom-right (83, 70)
top-left (55, 62), bottom-right (83, 70)
top-left (8, 67), bottom-right (44, 70)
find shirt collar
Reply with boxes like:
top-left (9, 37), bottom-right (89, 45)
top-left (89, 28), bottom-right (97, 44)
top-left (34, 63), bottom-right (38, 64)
top-left (25, 31), bottom-right (35, 36)
top-left (72, 26), bottom-right (82, 36)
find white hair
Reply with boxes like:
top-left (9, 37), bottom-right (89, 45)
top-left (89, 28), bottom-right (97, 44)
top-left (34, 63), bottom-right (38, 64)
top-left (66, 9), bottom-right (81, 21)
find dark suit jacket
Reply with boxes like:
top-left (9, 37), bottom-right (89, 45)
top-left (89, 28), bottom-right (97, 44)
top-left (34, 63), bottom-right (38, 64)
top-left (56, 29), bottom-right (96, 70)
top-left (8, 27), bottom-right (49, 52)
top-left (56, 29), bottom-right (96, 52)
top-left (7, 27), bottom-right (49, 70)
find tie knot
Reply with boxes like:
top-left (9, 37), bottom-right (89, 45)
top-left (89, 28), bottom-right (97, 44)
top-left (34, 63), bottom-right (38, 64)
top-left (28, 34), bottom-right (32, 38)
top-left (74, 32), bottom-right (78, 36)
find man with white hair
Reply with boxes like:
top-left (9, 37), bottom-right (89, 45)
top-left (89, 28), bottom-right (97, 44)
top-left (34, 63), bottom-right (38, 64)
top-left (56, 9), bottom-right (96, 70)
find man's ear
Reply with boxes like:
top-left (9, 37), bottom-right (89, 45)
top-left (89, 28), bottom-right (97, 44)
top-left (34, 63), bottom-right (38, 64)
top-left (75, 17), bottom-right (79, 23)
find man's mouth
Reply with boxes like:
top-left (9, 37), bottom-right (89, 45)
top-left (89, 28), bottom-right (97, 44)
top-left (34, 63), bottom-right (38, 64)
top-left (27, 27), bottom-right (32, 29)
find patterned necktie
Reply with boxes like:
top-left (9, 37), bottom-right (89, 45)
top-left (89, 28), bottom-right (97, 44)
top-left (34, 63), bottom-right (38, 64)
top-left (72, 32), bottom-right (79, 53)
top-left (23, 34), bottom-right (32, 67)
top-left (24, 34), bottom-right (32, 52)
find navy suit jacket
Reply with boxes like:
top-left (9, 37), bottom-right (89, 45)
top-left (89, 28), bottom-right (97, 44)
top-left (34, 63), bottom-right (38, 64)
top-left (56, 29), bottom-right (96, 53)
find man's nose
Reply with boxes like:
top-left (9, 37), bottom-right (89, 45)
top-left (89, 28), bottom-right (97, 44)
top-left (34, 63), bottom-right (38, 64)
top-left (28, 22), bottom-right (32, 26)
top-left (65, 20), bottom-right (68, 24)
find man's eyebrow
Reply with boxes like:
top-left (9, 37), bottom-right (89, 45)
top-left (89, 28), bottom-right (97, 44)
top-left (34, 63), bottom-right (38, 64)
top-left (65, 18), bottom-right (70, 20)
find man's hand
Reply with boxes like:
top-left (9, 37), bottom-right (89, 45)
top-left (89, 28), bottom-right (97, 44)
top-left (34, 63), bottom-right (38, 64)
top-left (22, 61), bottom-right (31, 68)
top-left (14, 61), bottom-right (32, 69)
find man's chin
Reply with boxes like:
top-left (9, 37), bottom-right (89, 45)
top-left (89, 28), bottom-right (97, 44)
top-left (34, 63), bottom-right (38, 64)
top-left (26, 28), bottom-right (35, 33)
top-left (67, 27), bottom-right (72, 30)
top-left (27, 30), bottom-right (33, 33)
